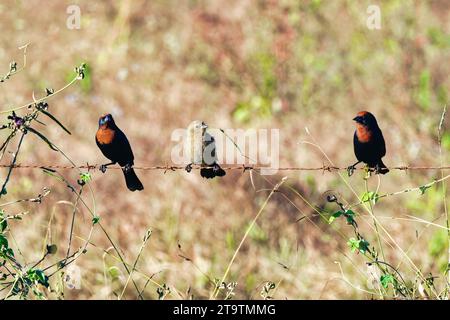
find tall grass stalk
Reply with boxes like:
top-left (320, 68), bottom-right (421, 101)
top-left (437, 105), bottom-right (449, 298)
top-left (210, 177), bottom-right (287, 299)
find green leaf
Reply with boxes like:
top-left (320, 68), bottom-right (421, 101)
top-left (35, 270), bottom-right (49, 287)
top-left (358, 239), bottom-right (370, 254)
top-left (347, 237), bottom-right (369, 254)
top-left (419, 185), bottom-right (431, 195)
top-left (108, 266), bottom-right (120, 279)
top-left (328, 211), bottom-right (344, 224)
top-left (39, 109), bottom-right (71, 135)
top-left (42, 168), bottom-right (62, 180)
top-left (345, 210), bottom-right (355, 216)
top-left (5, 248), bottom-right (14, 257)
top-left (380, 274), bottom-right (395, 288)
top-left (0, 210), bottom-right (7, 233)
top-left (347, 238), bottom-right (360, 253)
top-left (42, 169), bottom-right (69, 186)
top-left (329, 210), bottom-right (355, 225)
top-left (0, 234), bottom-right (8, 249)
top-left (26, 127), bottom-right (58, 151)
top-left (80, 172), bottom-right (91, 183)
top-left (27, 269), bottom-right (49, 288)
top-left (345, 210), bottom-right (356, 225)
top-left (361, 192), bottom-right (379, 204)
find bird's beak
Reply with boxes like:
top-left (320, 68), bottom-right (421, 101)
top-left (201, 124), bottom-right (208, 129)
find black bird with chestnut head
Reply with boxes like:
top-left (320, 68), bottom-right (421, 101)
top-left (96, 113), bottom-right (144, 191)
top-left (348, 111), bottom-right (389, 176)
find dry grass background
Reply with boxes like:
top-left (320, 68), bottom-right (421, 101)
top-left (0, 0), bottom-right (449, 299)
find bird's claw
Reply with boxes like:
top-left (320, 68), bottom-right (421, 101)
top-left (99, 164), bottom-right (107, 173)
top-left (374, 164), bottom-right (381, 175)
top-left (185, 163), bottom-right (193, 173)
top-left (347, 165), bottom-right (355, 177)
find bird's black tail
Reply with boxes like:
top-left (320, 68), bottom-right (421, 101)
top-left (123, 168), bottom-right (144, 191)
top-left (200, 163), bottom-right (226, 179)
top-left (377, 160), bottom-right (389, 175)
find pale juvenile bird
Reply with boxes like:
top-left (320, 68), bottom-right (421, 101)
top-left (184, 120), bottom-right (226, 179)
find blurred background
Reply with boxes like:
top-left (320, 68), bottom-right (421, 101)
top-left (0, 0), bottom-right (448, 299)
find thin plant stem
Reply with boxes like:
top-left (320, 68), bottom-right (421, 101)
top-left (365, 177), bottom-right (385, 261)
top-left (437, 105), bottom-right (449, 297)
top-left (0, 132), bottom-right (25, 198)
top-left (211, 177), bottom-right (286, 300)
top-left (0, 76), bottom-right (79, 114)
top-left (118, 229), bottom-right (152, 300)
top-left (64, 187), bottom-right (83, 264)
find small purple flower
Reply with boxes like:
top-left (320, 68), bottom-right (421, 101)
top-left (8, 112), bottom-right (25, 128)
top-left (14, 117), bottom-right (24, 127)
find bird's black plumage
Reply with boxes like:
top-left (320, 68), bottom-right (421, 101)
top-left (96, 114), bottom-right (144, 191)
top-left (351, 111), bottom-right (389, 175)
top-left (200, 132), bottom-right (226, 179)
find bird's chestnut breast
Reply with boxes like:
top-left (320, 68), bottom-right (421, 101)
top-left (96, 127), bottom-right (115, 145)
top-left (356, 124), bottom-right (372, 143)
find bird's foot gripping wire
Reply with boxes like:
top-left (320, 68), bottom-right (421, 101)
top-left (212, 163), bottom-right (221, 173)
top-left (185, 163), bottom-right (193, 173)
top-left (347, 161), bottom-right (361, 177)
top-left (99, 162), bottom-right (116, 173)
top-left (374, 164), bottom-right (388, 175)
top-left (347, 165), bottom-right (356, 177)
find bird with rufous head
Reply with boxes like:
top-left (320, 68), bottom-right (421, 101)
top-left (348, 111), bottom-right (389, 176)
top-left (95, 113), bottom-right (144, 191)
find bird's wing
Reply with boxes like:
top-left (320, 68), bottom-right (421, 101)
top-left (203, 132), bottom-right (217, 165)
top-left (115, 128), bottom-right (135, 164)
top-left (377, 130), bottom-right (386, 157)
top-left (353, 132), bottom-right (364, 161)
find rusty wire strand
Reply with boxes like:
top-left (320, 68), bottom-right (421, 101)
top-left (0, 163), bottom-right (448, 172)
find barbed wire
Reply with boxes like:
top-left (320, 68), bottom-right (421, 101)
top-left (0, 163), bottom-right (448, 172)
